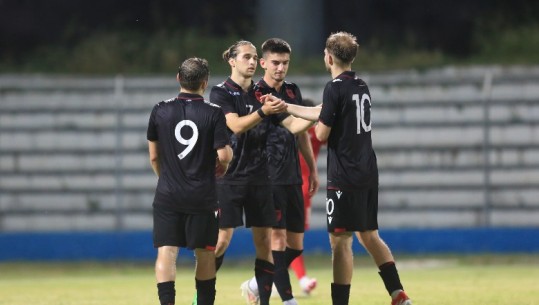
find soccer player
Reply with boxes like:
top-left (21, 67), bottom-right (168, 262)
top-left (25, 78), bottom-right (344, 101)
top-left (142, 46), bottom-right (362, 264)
top-left (211, 40), bottom-right (314, 305)
top-left (147, 58), bottom-right (233, 305)
top-left (239, 38), bottom-right (319, 305)
top-left (289, 99), bottom-right (325, 295)
top-left (286, 32), bottom-right (412, 305)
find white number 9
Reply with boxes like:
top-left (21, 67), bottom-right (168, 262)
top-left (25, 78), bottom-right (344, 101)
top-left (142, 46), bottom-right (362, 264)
top-left (175, 120), bottom-right (199, 159)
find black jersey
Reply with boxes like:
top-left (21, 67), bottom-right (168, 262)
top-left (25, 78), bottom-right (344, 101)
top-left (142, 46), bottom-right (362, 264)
top-left (147, 93), bottom-right (230, 212)
top-left (210, 77), bottom-right (288, 185)
top-left (319, 71), bottom-right (379, 190)
top-left (257, 79), bottom-right (303, 185)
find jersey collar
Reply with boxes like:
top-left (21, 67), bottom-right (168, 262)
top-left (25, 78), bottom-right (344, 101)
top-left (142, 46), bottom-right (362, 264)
top-left (336, 71), bottom-right (356, 80)
top-left (255, 78), bottom-right (275, 92)
top-left (224, 77), bottom-right (254, 93)
top-left (177, 92), bottom-right (204, 101)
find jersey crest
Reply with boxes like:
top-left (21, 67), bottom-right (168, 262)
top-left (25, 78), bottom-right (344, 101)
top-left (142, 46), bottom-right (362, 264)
top-left (254, 89), bottom-right (263, 102)
top-left (286, 88), bottom-right (296, 99)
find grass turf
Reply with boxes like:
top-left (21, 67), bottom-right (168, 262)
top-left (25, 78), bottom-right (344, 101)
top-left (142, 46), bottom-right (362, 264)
top-left (0, 254), bottom-right (537, 305)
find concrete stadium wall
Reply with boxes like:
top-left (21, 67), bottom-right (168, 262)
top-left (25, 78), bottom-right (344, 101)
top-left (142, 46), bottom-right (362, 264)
top-left (1, 67), bottom-right (539, 232)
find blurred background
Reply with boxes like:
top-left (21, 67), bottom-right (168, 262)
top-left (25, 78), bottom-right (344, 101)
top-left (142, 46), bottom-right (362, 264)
top-left (1, 0), bottom-right (538, 261)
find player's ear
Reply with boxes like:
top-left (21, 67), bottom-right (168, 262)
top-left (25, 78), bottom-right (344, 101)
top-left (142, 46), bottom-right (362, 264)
top-left (259, 57), bottom-right (266, 69)
top-left (327, 54), bottom-right (334, 66)
top-left (228, 57), bottom-right (235, 68)
top-left (176, 73), bottom-right (180, 82)
top-left (201, 80), bottom-right (208, 92)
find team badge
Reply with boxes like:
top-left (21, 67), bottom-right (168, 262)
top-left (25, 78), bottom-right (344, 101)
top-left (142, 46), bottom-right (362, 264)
top-left (254, 90), bottom-right (263, 103)
top-left (286, 88), bottom-right (295, 99)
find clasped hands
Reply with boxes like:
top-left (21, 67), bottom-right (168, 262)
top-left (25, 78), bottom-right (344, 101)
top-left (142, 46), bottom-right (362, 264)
top-left (259, 94), bottom-right (288, 115)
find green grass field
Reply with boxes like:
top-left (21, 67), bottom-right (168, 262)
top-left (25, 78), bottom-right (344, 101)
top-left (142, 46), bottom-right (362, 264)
top-left (0, 254), bottom-right (537, 305)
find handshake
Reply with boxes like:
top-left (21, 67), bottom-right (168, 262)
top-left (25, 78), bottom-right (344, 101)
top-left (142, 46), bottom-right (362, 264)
top-left (257, 94), bottom-right (288, 116)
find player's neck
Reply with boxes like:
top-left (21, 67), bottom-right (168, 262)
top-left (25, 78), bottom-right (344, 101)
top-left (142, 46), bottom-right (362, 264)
top-left (331, 65), bottom-right (352, 79)
top-left (230, 72), bottom-right (253, 92)
top-left (263, 75), bottom-right (284, 92)
top-left (180, 88), bottom-right (203, 96)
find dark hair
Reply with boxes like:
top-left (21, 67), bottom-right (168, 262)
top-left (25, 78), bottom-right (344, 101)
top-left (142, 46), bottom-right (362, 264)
top-left (178, 57), bottom-right (209, 91)
top-left (261, 38), bottom-right (291, 56)
top-left (222, 40), bottom-right (255, 62)
top-left (325, 32), bottom-right (358, 65)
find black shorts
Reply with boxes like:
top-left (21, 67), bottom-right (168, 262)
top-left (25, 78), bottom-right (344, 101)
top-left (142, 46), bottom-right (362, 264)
top-left (217, 184), bottom-right (275, 228)
top-left (153, 205), bottom-right (219, 250)
top-left (326, 187), bottom-right (379, 233)
top-left (273, 185), bottom-right (305, 233)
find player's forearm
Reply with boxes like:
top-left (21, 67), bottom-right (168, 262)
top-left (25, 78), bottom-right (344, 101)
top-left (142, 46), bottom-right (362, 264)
top-left (298, 132), bottom-right (317, 173)
top-left (288, 117), bottom-right (316, 135)
top-left (150, 159), bottom-right (160, 177)
top-left (315, 121), bottom-right (331, 142)
top-left (217, 145), bottom-right (233, 166)
top-left (287, 104), bottom-right (321, 121)
top-left (148, 141), bottom-right (160, 177)
top-left (226, 112), bottom-right (264, 135)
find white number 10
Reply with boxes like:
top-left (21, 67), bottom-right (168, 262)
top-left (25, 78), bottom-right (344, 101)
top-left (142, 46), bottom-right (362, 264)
top-left (175, 120), bottom-right (199, 159)
top-left (353, 93), bottom-right (372, 134)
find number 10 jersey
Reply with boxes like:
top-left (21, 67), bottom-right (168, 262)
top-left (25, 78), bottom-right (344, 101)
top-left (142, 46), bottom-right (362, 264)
top-left (319, 71), bottom-right (379, 191)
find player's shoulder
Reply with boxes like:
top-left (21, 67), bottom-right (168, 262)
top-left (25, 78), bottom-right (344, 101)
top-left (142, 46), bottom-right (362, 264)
top-left (282, 81), bottom-right (301, 101)
top-left (202, 99), bottom-right (222, 110)
top-left (154, 97), bottom-right (177, 108)
top-left (210, 84), bottom-right (232, 101)
top-left (213, 79), bottom-right (241, 96)
top-left (283, 80), bottom-right (299, 89)
top-left (356, 77), bottom-right (368, 87)
top-left (212, 82), bottom-right (227, 94)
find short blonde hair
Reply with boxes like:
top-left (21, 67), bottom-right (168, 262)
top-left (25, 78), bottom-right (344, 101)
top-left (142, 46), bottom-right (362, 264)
top-left (325, 32), bottom-right (358, 65)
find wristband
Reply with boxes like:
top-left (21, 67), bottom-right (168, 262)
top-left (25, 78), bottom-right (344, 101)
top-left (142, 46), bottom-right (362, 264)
top-left (257, 108), bottom-right (267, 118)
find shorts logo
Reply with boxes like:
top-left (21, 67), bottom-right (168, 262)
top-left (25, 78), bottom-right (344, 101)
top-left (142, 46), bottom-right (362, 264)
top-left (326, 197), bottom-right (334, 224)
top-left (215, 209), bottom-right (219, 219)
top-left (276, 210), bottom-right (282, 222)
top-left (336, 190), bottom-right (343, 199)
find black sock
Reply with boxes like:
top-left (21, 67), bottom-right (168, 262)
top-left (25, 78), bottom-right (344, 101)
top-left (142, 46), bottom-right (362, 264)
top-left (273, 250), bottom-right (293, 301)
top-left (195, 278), bottom-right (216, 305)
top-left (284, 247), bottom-right (303, 266)
top-left (157, 281), bottom-right (175, 305)
top-left (378, 261), bottom-right (404, 295)
top-left (254, 258), bottom-right (275, 305)
top-left (215, 254), bottom-right (225, 272)
top-left (331, 282), bottom-right (351, 305)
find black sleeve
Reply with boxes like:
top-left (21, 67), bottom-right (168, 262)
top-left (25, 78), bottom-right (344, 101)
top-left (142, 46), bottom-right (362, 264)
top-left (319, 82), bottom-right (339, 127)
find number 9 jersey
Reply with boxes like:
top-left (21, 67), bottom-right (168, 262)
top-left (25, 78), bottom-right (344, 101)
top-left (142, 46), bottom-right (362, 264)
top-left (147, 93), bottom-right (230, 212)
top-left (319, 71), bottom-right (379, 190)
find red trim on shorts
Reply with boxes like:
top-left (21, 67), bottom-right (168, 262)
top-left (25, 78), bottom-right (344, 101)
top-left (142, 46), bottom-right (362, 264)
top-left (334, 227), bottom-right (347, 233)
top-left (205, 245), bottom-right (216, 251)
